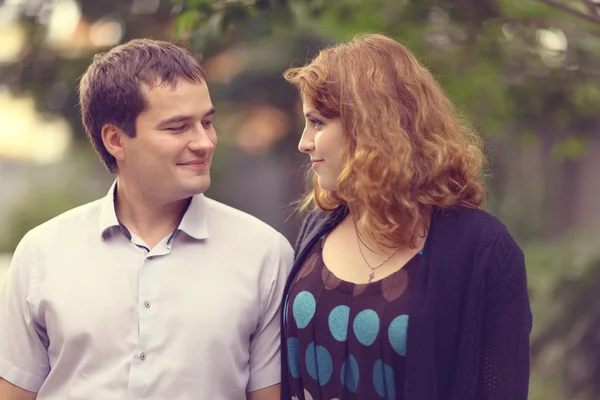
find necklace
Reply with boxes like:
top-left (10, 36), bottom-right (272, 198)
top-left (353, 219), bottom-right (399, 283)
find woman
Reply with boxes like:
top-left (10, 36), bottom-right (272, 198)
top-left (279, 33), bottom-right (532, 400)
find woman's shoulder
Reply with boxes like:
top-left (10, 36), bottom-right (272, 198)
top-left (295, 205), bottom-right (348, 253)
top-left (432, 206), bottom-right (525, 283)
top-left (294, 208), bottom-right (325, 253)
top-left (432, 206), bottom-right (523, 267)
top-left (433, 206), bottom-right (517, 245)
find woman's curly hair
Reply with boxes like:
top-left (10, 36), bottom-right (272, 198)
top-left (284, 33), bottom-right (486, 248)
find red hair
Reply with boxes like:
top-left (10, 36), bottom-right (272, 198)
top-left (284, 33), bottom-right (486, 247)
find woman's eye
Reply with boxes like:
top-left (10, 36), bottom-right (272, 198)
top-left (309, 118), bottom-right (324, 130)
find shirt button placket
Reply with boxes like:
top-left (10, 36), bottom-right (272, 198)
top-left (129, 254), bottom-right (155, 395)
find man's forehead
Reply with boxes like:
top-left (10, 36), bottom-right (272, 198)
top-left (142, 81), bottom-right (210, 106)
top-left (138, 80), bottom-right (212, 119)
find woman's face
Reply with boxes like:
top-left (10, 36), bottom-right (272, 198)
top-left (298, 102), bottom-right (345, 191)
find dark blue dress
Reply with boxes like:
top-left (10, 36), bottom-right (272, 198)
top-left (284, 237), bottom-right (421, 400)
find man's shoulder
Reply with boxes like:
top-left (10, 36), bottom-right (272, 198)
top-left (10, 198), bottom-right (104, 264)
top-left (26, 198), bottom-right (104, 242)
top-left (203, 197), bottom-right (294, 269)
top-left (203, 196), bottom-right (287, 242)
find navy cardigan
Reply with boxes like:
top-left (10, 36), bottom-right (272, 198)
top-left (279, 205), bottom-right (532, 400)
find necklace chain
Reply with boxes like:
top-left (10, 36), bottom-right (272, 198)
top-left (353, 218), bottom-right (399, 283)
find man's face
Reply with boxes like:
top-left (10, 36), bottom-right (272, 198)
top-left (119, 79), bottom-right (217, 203)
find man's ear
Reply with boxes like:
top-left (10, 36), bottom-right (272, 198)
top-left (101, 124), bottom-right (125, 162)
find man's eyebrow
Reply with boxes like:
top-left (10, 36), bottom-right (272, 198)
top-left (204, 108), bottom-right (216, 118)
top-left (156, 108), bottom-right (216, 128)
top-left (157, 115), bottom-right (191, 127)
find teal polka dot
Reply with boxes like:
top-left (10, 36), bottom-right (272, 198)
top-left (293, 291), bottom-right (316, 329)
top-left (287, 337), bottom-right (301, 379)
top-left (328, 305), bottom-right (350, 341)
top-left (388, 315), bottom-right (409, 356)
top-left (373, 359), bottom-right (396, 400)
top-left (305, 342), bottom-right (333, 386)
top-left (353, 309), bottom-right (380, 346)
top-left (341, 354), bottom-right (360, 393)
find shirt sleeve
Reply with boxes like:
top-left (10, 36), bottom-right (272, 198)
top-left (0, 231), bottom-right (50, 392)
top-left (477, 232), bottom-right (532, 400)
top-left (247, 233), bottom-right (294, 392)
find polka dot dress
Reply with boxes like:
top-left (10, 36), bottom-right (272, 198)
top-left (284, 237), bottom-right (420, 400)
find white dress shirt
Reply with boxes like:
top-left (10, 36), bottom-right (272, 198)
top-left (0, 183), bottom-right (293, 399)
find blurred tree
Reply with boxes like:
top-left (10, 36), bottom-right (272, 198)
top-left (526, 236), bottom-right (600, 400)
top-left (540, 0), bottom-right (600, 25)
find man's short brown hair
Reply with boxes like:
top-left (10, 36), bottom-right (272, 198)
top-left (78, 39), bottom-right (207, 173)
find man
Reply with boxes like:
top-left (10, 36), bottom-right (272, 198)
top-left (0, 39), bottom-right (293, 400)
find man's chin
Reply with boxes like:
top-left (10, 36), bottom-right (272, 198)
top-left (184, 177), bottom-right (211, 195)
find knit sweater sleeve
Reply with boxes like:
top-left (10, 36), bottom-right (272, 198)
top-left (477, 230), bottom-right (532, 400)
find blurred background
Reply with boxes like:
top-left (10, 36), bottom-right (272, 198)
top-left (0, 0), bottom-right (599, 398)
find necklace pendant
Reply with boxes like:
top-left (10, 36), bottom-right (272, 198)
top-left (368, 271), bottom-right (375, 283)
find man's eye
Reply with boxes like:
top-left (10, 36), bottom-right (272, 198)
top-left (166, 125), bottom-right (186, 131)
top-left (202, 120), bottom-right (213, 128)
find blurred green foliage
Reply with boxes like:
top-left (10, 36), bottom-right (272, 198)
top-left (526, 236), bottom-right (600, 399)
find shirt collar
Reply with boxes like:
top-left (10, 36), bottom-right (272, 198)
top-left (177, 192), bottom-right (209, 240)
top-left (99, 180), bottom-right (210, 241)
top-left (99, 181), bottom-right (121, 236)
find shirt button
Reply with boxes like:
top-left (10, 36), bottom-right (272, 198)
top-left (140, 352), bottom-right (146, 361)
top-left (144, 301), bottom-right (151, 309)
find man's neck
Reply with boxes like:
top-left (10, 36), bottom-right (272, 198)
top-left (114, 180), bottom-right (190, 249)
